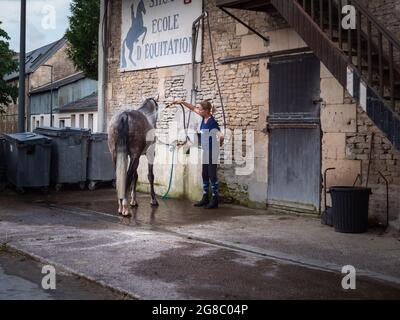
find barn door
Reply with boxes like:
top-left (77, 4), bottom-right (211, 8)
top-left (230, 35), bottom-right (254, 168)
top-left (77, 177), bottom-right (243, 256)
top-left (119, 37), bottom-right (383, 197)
top-left (267, 53), bottom-right (321, 213)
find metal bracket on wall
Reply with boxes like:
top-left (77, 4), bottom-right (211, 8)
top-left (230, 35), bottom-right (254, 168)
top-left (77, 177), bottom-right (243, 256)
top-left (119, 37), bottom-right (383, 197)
top-left (219, 6), bottom-right (270, 45)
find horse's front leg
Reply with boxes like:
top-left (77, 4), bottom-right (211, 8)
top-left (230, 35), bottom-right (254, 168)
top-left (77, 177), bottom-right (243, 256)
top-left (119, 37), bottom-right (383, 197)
top-left (148, 163), bottom-right (159, 206)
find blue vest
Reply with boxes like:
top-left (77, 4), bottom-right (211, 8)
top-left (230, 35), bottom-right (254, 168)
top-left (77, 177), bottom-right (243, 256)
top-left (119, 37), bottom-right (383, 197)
top-left (200, 116), bottom-right (220, 158)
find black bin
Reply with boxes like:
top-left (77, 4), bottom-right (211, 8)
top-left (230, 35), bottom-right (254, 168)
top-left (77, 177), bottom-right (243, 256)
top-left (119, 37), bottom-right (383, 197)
top-left (330, 186), bottom-right (372, 233)
top-left (3, 133), bottom-right (52, 189)
top-left (87, 133), bottom-right (115, 190)
top-left (34, 127), bottom-right (90, 190)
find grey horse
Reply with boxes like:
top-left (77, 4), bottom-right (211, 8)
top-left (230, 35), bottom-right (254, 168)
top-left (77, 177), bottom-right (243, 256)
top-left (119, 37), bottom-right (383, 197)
top-left (108, 96), bottom-right (159, 216)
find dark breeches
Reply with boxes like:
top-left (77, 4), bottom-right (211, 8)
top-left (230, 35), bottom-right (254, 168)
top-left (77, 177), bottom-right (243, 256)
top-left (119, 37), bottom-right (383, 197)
top-left (201, 149), bottom-right (219, 196)
top-left (202, 163), bottom-right (218, 184)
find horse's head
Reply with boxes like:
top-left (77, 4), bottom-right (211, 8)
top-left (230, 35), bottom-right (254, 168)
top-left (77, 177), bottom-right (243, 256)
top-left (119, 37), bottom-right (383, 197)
top-left (139, 95), bottom-right (159, 127)
top-left (138, 0), bottom-right (146, 15)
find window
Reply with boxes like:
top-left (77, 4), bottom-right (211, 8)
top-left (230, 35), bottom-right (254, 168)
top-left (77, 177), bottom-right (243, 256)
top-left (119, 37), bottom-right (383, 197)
top-left (71, 114), bottom-right (76, 128)
top-left (79, 114), bottom-right (84, 128)
top-left (32, 117), bottom-right (36, 129)
top-left (40, 116), bottom-right (44, 127)
top-left (52, 115), bottom-right (55, 126)
top-left (36, 120), bottom-right (40, 128)
top-left (88, 114), bottom-right (94, 131)
top-left (59, 120), bottom-right (65, 128)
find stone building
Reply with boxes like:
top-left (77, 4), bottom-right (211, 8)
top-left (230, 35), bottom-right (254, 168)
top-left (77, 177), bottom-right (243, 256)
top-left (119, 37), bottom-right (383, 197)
top-left (1, 36), bottom-right (99, 133)
top-left (1, 37), bottom-right (74, 132)
top-left (100, 0), bottom-right (400, 228)
top-left (29, 73), bottom-right (98, 132)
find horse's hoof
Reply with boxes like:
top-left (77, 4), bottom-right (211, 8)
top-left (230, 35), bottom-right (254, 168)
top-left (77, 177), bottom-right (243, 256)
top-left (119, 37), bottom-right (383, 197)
top-left (122, 207), bottom-right (132, 217)
top-left (130, 201), bottom-right (138, 207)
top-left (150, 200), bottom-right (159, 207)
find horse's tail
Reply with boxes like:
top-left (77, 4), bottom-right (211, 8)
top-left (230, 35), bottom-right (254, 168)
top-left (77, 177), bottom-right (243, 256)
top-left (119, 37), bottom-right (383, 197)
top-left (121, 39), bottom-right (127, 69)
top-left (115, 112), bottom-right (129, 200)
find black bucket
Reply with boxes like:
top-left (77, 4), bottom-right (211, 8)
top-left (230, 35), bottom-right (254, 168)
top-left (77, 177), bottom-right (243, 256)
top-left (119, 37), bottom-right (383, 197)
top-left (330, 186), bottom-right (372, 233)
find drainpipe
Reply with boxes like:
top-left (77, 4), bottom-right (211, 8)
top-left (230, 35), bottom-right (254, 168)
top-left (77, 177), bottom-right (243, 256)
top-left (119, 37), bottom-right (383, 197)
top-left (191, 12), bottom-right (207, 103)
top-left (18, 0), bottom-right (26, 132)
top-left (27, 74), bottom-right (30, 132)
top-left (98, 0), bottom-right (108, 133)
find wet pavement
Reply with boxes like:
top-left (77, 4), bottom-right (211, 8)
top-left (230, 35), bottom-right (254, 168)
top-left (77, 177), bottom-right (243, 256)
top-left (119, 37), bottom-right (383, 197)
top-left (0, 187), bottom-right (400, 299)
top-left (0, 249), bottom-right (127, 300)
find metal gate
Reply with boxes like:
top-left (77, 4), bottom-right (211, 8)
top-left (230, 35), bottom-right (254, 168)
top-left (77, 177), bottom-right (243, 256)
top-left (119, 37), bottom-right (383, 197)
top-left (267, 53), bottom-right (321, 213)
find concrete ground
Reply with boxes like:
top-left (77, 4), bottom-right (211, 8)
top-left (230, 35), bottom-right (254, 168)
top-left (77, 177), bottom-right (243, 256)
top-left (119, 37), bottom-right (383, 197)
top-left (0, 187), bottom-right (400, 299)
top-left (0, 250), bottom-right (127, 300)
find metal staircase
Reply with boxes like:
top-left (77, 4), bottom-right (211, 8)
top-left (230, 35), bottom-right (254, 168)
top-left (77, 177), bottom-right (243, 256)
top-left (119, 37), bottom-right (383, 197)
top-left (217, 0), bottom-right (400, 150)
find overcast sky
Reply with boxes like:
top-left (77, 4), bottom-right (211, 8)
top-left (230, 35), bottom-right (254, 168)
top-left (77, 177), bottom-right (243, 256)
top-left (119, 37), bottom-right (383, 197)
top-left (0, 0), bottom-right (71, 53)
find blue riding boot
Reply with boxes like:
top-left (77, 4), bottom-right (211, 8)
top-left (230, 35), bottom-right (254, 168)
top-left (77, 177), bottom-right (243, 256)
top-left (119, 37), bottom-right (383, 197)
top-left (194, 181), bottom-right (210, 207)
top-left (205, 182), bottom-right (219, 209)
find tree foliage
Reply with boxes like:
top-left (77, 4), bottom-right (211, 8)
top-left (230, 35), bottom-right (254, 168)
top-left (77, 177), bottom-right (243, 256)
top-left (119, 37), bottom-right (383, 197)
top-left (66, 0), bottom-right (100, 80)
top-left (0, 21), bottom-right (18, 114)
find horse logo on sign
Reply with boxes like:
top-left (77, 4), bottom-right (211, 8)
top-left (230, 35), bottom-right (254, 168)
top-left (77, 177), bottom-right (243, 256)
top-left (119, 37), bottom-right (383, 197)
top-left (121, 0), bottom-right (147, 68)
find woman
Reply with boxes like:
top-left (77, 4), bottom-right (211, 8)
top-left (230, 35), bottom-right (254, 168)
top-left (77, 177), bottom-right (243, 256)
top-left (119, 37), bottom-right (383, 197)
top-left (172, 99), bottom-right (224, 209)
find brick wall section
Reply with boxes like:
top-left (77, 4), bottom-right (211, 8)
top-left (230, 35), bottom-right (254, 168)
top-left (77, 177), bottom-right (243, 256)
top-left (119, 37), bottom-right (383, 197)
top-left (346, 105), bottom-right (400, 225)
top-left (357, 0), bottom-right (400, 68)
top-left (0, 78), bottom-right (29, 134)
top-left (321, 62), bottom-right (400, 225)
top-left (359, 0), bottom-right (400, 40)
top-left (341, 1), bottom-right (400, 224)
top-left (29, 43), bottom-right (78, 90)
top-left (106, 0), bottom-right (158, 118)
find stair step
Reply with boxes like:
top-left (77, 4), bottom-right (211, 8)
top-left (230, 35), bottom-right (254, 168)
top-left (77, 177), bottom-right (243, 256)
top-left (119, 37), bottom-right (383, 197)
top-left (371, 78), bottom-right (400, 86)
top-left (360, 65), bottom-right (392, 75)
top-left (273, 1), bottom-right (400, 151)
top-left (384, 96), bottom-right (400, 101)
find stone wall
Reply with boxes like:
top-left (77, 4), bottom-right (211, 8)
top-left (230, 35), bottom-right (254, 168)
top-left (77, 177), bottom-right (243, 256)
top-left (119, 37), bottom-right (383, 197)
top-left (359, 0), bottom-right (400, 40)
top-left (0, 78), bottom-right (29, 134)
top-left (321, 62), bottom-right (400, 227)
top-left (105, 0), bottom-right (290, 203)
top-left (357, 0), bottom-right (400, 68)
top-left (347, 106), bottom-right (400, 226)
top-left (105, 0), bottom-right (400, 226)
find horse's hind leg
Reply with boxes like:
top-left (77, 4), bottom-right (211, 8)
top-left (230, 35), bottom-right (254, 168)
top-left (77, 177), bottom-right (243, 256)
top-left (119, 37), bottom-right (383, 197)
top-left (115, 150), bottom-right (129, 216)
top-left (148, 163), bottom-right (159, 207)
top-left (128, 155), bottom-right (140, 207)
top-left (118, 158), bottom-right (133, 216)
top-left (130, 170), bottom-right (139, 207)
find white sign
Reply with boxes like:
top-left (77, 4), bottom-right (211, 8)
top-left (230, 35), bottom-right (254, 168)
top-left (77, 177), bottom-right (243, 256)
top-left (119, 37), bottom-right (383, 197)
top-left (120, 0), bottom-right (203, 71)
top-left (347, 66), bottom-right (354, 97)
top-left (360, 80), bottom-right (367, 112)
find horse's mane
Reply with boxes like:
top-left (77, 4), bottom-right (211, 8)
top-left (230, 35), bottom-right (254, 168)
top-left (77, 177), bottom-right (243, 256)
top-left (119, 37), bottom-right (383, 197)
top-left (138, 98), bottom-right (158, 127)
